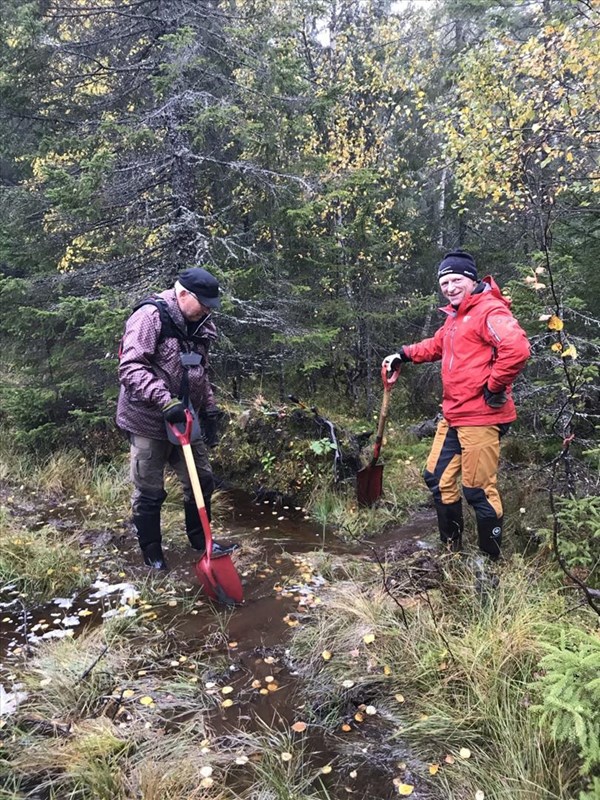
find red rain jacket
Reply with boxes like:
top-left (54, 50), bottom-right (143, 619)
top-left (404, 277), bottom-right (530, 427)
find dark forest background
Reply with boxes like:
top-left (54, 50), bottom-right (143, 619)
top-left (0, 0), bottom-right (598, 459)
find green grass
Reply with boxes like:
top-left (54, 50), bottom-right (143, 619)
top-left (290, 554), bottom-right (595, 800)
top-left (0, 521), bottom-right (89, 600)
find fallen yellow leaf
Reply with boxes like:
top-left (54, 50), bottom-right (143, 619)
top-left (429, 764), bottom-right (439, 775)
top-left (139, 696), bottom-right (154, 706)
top-left (321, 764), bottom-right (332, 774)
top-left (221, 686), bottom-right (234, 695)
top-left (475, 791), bottom-right (485, 800)
top-left (321, 650), bottom-right (333, 661)
top-left (394, 693), bottom-right (405, 703)
top-left (221, 699), bottom-right (234, 708)
top-left (397, 784), bottom-right (414, 796)
top-left (459, 747), bottom-right (471, 759)
top-left (199, 766), bottom-right (213, 778)
top-left (281, 752), bottom-right (293, 762)
top-left (363, 633), bottom-right (375, 644)
top-left (291, 721), bottom-right (307, 733)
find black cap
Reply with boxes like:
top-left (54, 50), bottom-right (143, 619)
top-left (437, 250), bottom-right (478, 281)
top-left (178, 267), bottom-right (220, 309)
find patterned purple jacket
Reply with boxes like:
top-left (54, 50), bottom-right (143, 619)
top-left (116, 289), bottom-right (217, 439)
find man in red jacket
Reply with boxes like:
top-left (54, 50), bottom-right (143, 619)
top-left (383, 251), bottom-right (530, 559)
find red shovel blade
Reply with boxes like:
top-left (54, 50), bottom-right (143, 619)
top-left (356, 462), bottom-right (384, 507)
top-left (195, 553), bottom-right (244, 606)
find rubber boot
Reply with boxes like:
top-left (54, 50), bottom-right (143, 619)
top-left (476, 516), bottom-right (503, 561)
top-left (133, 512), bottom-right (168, 570)
top-left (434, 500), bottom-right (464, 552)
top-left (184, 500), bottom-right (206, 551)
top-left (183, 500), bottom-right (239, 559)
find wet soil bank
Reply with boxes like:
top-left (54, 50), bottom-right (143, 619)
top-left (1, 485), bottom-right (440, 799)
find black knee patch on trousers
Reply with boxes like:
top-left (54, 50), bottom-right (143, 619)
top-left (423, 469), bottom-right (440, 502)
top-left (463, 486), bottom-right (497, 520)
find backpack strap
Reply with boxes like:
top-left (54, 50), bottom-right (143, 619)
top-left (121, 297), bottom-right (197, 405)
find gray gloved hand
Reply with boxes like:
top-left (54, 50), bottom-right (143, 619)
top-left (483, 385), bottom-right (508, 408)
top-left (200, 408), bottom-right (220, 448)
top-left (162, 398), bottom-right (187, 424)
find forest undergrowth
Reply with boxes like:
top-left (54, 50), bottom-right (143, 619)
top-left (1, 400), bottom-right (599, 800)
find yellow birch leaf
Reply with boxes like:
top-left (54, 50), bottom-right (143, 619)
top-left (429, 763), bottom-right (440, 775)
top-left (547, 315), bottom-right (564, 331)
top-left (363, 633), bottom-right (375, 644)
top-left (551, 342), bottom-right (563, 352)
top-left (561, 345), bottom-right (577, 359)
top-left (459, 747), bottom-right (472, 759)
top-left (281, 752), bottom-right (293, 761)
top-left (395, 693), bottom-right (405, 703)
top-left (221, 686), bottom-right (234, 694)
top-left (398, 784), bottom-right (414, 796)
top-left (139, 696), bottom-right (154, 706)
top-left (321, 650), bottom-right (333, 661)
top-left (221, 698), bottom-right (234, 708)
top-left (321, 764), bottom-right (333, 774)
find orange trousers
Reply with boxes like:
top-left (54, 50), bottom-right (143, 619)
top-left (424, 419), bottom-right (505, 520)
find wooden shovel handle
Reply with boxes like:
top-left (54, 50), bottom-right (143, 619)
top-left (181, 441), bottom-right (213, 558)
top-left (372, 387), bottom-right (391, 465)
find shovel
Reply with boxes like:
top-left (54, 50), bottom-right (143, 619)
top-left (167, 410), bottom-right (244, 606)
top-left (356, 364), bottom-right (400, 507)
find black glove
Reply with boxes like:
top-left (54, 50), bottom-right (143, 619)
top-left (200, 408), bottom-right (220, 448)
top-left (162, 398), bottom-right (186, 424)
top-left (382, 347), bottom-right (411, 373)
top-left (483, 385), bottom-right (508, 408)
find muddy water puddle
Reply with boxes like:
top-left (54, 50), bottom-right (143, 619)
top-left (1, 488), bottom-right (437, 799)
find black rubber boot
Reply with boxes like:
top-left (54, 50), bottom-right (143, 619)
top-left (133, 512), bottom-right (168, 570)
top-left (435, 500), bottom-right (464, 552)
top-left (184, 500), bottom-right (206, 551)
top-left (476, 516), bottom-right (503, 561)
top-left (183, 501), bottom-right (239, 558)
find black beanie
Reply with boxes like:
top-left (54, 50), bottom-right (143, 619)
top-left (437, 250), bottom-right (478, 281)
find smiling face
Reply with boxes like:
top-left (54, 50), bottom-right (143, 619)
top-left (438, 273), bottom-right (477, 307)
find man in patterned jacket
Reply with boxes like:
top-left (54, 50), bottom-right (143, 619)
top-left (383, 251), bottom-right (530, 560)
top-left (117, 267), bottom-right (237, 570)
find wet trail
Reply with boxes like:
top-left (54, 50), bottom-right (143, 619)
top-left (1, 487), bottom-right (438, 799)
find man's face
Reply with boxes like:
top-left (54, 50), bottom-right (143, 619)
top-left (178, 289), bottom-right (212, 321)
top-left (438, 274), bottom-right (477, 307)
